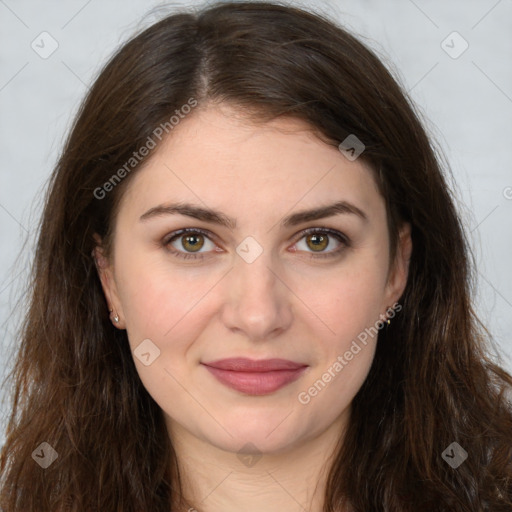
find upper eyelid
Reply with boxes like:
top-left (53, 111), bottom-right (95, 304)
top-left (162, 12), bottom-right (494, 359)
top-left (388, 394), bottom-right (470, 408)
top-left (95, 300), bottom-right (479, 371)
top-left (164, 227), bottom-right (219, 244)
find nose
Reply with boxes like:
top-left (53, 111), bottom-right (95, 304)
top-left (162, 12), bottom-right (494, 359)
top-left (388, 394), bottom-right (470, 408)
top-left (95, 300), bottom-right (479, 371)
top-left (220, 248), bottom-right (293, 342)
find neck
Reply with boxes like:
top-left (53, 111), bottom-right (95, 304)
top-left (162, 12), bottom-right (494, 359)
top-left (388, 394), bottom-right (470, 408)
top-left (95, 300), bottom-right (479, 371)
top-left (167, 412), bottom-right (348, 512)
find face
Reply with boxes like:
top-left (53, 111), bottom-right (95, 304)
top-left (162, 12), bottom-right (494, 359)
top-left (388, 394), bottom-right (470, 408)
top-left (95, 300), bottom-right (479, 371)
top-left (94, 103), bottom-right (411, 455)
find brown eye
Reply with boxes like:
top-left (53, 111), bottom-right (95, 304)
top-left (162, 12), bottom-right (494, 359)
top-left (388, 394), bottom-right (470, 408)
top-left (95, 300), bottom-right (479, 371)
top-left (294, 228), bottom-right (349, 259)
top-left (305, 233), bottom-right (329, 252)
top-left (164, 229), bottom-right (217, 260)
top-left (181, 233), bottom-right (205, 252)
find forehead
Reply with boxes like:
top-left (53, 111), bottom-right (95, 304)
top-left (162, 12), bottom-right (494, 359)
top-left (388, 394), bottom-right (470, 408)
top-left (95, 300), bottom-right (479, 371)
top-left (118, 104), bottom-right (383, 225)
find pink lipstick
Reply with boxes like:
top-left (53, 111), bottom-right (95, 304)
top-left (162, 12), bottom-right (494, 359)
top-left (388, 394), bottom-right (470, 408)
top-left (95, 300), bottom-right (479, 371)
top-left (201, 358), bottom-right (308, 395)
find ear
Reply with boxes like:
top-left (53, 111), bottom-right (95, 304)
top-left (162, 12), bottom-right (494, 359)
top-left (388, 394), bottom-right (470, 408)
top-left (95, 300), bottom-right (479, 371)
top-left (383, 222), bottom-right (412, 307)
top-left (92, 234), bottom-right (126, 329)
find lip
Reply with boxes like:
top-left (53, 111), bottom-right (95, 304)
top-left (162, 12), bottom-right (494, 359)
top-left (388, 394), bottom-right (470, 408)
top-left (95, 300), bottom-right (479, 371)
top-left (201, 358), bottom-right (308, 395)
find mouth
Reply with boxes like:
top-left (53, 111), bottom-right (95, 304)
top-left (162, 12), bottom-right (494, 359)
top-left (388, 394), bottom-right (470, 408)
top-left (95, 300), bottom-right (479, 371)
top-left (201, 358), bottom-right (309, 395)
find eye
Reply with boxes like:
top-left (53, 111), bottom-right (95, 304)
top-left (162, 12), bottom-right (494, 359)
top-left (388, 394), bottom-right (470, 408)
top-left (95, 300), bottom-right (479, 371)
top-left (163, 227), bottom-right (350, 261)
top-left (163, 228), bottom-right (218, 260)
top-left (293, 227), bottom-right (349, 259)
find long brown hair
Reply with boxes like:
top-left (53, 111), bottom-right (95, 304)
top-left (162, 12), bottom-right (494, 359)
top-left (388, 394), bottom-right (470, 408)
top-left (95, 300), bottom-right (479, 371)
top-left (1, 2), bottom-right (511, 510)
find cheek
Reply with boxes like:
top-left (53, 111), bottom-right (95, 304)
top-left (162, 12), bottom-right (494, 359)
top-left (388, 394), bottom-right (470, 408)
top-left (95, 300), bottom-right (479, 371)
top-left (114, 249), bottom-right (221, 366)
top-left (296, 275), bottom-right (381, 413)
top-left (297, 341), bottom-right (376, 428)
top-left (113, 260), bottom-right (214, 410)
top-left (299, 256), bottom-right (386, 339)
top-left (294, 255), bottom-right (386, 402)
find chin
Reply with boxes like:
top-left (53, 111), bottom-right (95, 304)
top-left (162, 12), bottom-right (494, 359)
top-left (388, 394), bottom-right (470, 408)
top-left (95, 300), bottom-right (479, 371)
top-left (201, 415), bottom-right (306, 454)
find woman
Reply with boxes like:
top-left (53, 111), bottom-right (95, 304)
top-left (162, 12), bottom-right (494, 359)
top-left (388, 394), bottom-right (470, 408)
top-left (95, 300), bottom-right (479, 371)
top-left (1, 1), bottom-right (511, 511)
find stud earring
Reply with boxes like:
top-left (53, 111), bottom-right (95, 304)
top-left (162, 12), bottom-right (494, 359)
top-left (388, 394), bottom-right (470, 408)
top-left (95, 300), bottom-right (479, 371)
top-left (109, 308), bottom-right (119, 323)
top-left (385, 304), bottom-right (396, 326)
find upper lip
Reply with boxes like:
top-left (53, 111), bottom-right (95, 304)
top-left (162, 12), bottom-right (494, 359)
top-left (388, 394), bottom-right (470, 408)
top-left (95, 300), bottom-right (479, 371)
top-left (202, 358), bottom-right (308, 372)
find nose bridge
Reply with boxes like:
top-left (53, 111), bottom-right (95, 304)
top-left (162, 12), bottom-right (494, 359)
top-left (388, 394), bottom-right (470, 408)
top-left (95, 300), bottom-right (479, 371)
top-left (234, 234), bottom-right (277, 291)
top-left (221, 238), bottom-right (292, 340)
top-left (236, 246), bottom-right (276, 296)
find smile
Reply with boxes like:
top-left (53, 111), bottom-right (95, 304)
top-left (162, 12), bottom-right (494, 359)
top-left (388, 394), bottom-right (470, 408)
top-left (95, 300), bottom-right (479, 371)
top-left (201, 358), bottom-right (309, 395)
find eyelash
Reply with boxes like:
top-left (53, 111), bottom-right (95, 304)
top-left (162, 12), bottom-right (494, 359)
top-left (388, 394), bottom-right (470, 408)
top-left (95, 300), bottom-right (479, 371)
top-left (163, 227), bottom-right (350, 261)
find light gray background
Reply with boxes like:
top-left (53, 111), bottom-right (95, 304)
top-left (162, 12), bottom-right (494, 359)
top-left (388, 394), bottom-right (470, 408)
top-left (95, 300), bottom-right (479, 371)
top-left (1, 0), bottom-right (511, 438)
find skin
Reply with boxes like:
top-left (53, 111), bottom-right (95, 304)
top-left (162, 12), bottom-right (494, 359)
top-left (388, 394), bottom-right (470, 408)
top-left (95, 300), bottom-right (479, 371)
top-left (94, 103), bottom-right (412, 512)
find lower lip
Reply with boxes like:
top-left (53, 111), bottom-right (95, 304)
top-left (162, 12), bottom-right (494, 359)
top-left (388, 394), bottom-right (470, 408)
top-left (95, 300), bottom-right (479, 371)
top-left (202, 365), bottom-right (308, 395)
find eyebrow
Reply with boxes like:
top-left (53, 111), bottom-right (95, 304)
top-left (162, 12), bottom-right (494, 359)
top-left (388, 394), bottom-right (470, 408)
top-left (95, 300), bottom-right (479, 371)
top-left (139, 200), bottom-right (368, 228)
